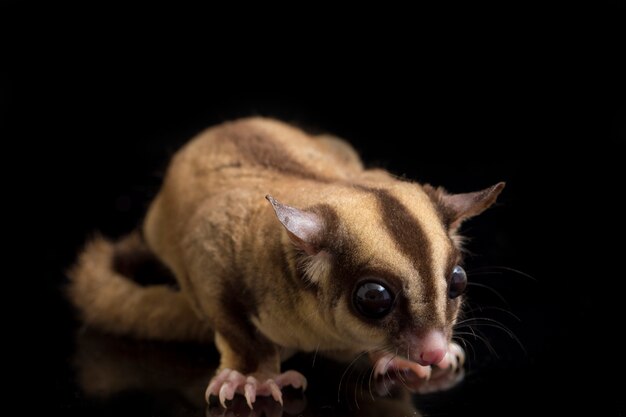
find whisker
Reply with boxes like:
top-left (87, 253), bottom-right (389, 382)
top-left (457, 316), bottom-right (518, 337)
top-left (456, 322), bottom-right (515, 341)
top-left (380, 352), bottom-right (397, 397)
top-left (472, 326), bottom-right (499, 358)
top-left (390, 347), bottom-right (411, 391)
top-left (354, 367), bottom-right (364, 410)
top-left (454, 330), bottom-right (499, 358)
top-left (453, 335), bottom-right (476, 363)
top-left (468, 265), bottom-right (537, 281)
top-left (311, 343), bottom-right (320, 368)
top-left (462, 305), bottom-right (522, 322)
top-left (338, 351), bottom-right (369, 403)
top-left (367, 360), bottom-right (375, 400)
top-left (358, 363), bottom-right (375, 404)
top-left (465, 320), bottom-right (478, 340)
top-left (457, 321), bottom-right (527, 355)
top-left (340, 343), bottom-right (393, 405)
top-left (395, 367), bottom-right (410, 391)
top-left (466, 282), bottom-right (509, 306)
top-left (456, 316), bottom-right (517, 327)
top-left (467, 271), bottom-right (504, 276)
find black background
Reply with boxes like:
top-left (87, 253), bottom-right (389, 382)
top-left (3, 4), bottom-right (625, 416)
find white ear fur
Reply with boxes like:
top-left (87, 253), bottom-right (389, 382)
top-left (266, 195), bottom-right (323, 256)
top-left (299, 251), bottom-right (332, 283)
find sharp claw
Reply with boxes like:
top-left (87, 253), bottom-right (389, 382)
top-left (206, 382), bottom-right (219, 399)
top-left (439, 351), bottom-right (455, 370)
top-left (423, 366), bottom-right (432, 380)
top-left (276, 370), bottom-right (307, 391)
top-left (206, 368), bottom-right (233, 403)
top-left (450, 343), bottom-right (466, 367)
top-left (244, 382), bottom-right (256, 409)
top-left (218, 382), bottom-right (235, 408)
top-left (374, 356), bottom-right (391, 377)
top-left (434, 343), bottom-right (466, 372)
top-left (207, 369), bottom-right (304, 408)
top-left (204, 382), bottom-right (213, 403)
top-left (268, 380), bottom-right (283, 406)
top-left (206, 368), bottom-right (230, 398)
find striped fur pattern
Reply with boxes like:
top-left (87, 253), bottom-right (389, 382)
top-left (68, 117), bottom-right (504, 401)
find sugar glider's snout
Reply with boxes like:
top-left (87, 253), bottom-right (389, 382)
top-left (411, 329), bottom-right (448, 366)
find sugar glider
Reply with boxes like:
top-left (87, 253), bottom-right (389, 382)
top-left (69, 117), bottom-right (504, 408)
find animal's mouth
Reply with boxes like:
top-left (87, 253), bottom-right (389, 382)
top-left (370, 343), bottom-right (466, 394)
top-left (366, 329), bottom-right (451, 383)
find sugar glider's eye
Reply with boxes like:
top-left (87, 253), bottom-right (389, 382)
top-left (353, 281), bottom-right (395, 319)
top-left (449, 265), bottom-right (467, 299)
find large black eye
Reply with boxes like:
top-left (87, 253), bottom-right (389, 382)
top-left (449, 265), bottom-right (467, 299)
top-left (353, 281), bottom-right (395, 319)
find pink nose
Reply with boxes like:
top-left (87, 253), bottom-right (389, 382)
top-left (415, 330), bottom-right (447, 366)
top-left (419, 349), bottom-right (446, 366)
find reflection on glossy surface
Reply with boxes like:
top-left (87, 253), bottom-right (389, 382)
top-left (73, 330), bottom-right (424, 416)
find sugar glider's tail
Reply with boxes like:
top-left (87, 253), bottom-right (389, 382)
top-left (67, 232), bottom-right (212, 342)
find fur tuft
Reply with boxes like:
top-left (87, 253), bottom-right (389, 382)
top-left (67, 233), bottom-right (212, 342)
top-left (299, 251), bottom-right (333, 283)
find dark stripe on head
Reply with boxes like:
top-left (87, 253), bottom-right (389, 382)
top-left (307, 203), bottom-right (361, 307)
top-left (370, 189), bottom-right (436, 306)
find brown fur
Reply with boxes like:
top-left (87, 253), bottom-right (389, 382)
top-left (68, 117), bottom-right (503, 394)
top-left (68, 233), bottom-right (212, 342)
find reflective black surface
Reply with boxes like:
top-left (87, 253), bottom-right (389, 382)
top-left (69, 329), bottom-right (423, 417)
top-left (5, 5), bottom-right (625, 415)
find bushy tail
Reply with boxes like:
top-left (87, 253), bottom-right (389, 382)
top-left (67, 232), bottom-right (212, 342)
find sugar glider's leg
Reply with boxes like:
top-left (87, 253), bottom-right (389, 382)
top-left (205, 330), bottom-right (306, 409)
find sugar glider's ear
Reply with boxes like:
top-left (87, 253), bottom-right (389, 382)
top-left (425, 182), bottom-right (505, 231)
top-left (266, 195), bottom-right (323, 255)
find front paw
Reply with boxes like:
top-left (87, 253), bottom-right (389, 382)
top-left (416, 342), bottom-right (465, 394)
top-left (372, 342), bottom-right (465, 395)
top-left (434, 341), bottom-right (465, 373)
top-left (205, 368), bottom-right (307, 409)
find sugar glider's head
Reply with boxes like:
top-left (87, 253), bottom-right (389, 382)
top-left (267, 181), bottom-right (504, 366)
